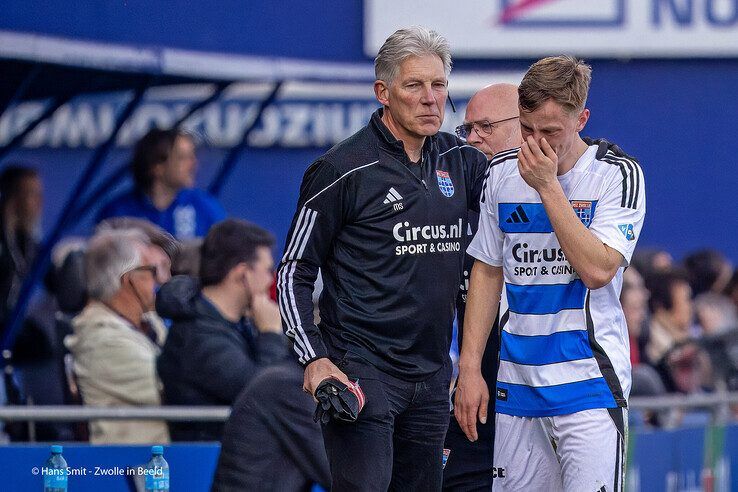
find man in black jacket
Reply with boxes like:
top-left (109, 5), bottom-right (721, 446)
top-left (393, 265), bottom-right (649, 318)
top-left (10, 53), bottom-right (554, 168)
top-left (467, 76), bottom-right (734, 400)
top-left (0, 165), bottom-right (43, 332)
top-left (277, 26), bottom-right (488, 491)
top-left (156, 219), bottom-right (289, 441)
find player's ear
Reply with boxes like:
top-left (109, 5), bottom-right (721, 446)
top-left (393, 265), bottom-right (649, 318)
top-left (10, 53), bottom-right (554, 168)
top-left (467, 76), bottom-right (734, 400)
top-left (374, 80), bottom-right (390, 106)
top-left (575, 108), bottom-right (590, 132)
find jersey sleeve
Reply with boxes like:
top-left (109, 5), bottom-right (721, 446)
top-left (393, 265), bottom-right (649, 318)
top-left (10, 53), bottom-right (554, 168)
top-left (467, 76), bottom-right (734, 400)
top-left (467, 168), bottom-right (504, 267)
top-left (589, 160), bottom-right (646, 266)
top-left (277, 159), bottom-right (346, 366)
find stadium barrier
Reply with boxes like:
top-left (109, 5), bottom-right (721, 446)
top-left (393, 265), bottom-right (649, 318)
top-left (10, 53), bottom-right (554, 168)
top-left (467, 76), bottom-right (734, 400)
top-left (0, 393), bottom-right (737, 491)
top-left (0, 391), bottom-right (736, 422)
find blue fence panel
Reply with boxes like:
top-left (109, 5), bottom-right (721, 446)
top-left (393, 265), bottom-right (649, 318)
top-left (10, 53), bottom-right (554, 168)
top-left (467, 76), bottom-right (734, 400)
top-left (0, 424), bottom-right (737, 491)
top-left (0, 443), bottom-right (220, 491)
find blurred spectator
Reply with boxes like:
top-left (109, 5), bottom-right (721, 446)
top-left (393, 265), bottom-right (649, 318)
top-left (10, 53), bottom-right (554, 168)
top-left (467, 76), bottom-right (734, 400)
top-left (631, 248), bottom-right (673, 284)
top-left (644, 270), bottom-right (715, 394)
top-left (644, 270), bottom-right (693, 365)
top-left (695, 289), bottom-right (738, 392)
top-left (97, 216), bottom-right (180, 286)
top-left (64, 229), bottom-right (169, 444)
top-left (156, 219), bottom-right (289, 441)
top-left (657, 340), bottom-right (713, 394)
top-left (171, 239), bottom-right (203, 278)
top-left (621, 267), bottom-right (667, 423)
top-left (694, 292), bottom-right (738, 335)
top-left (212, 364), bottom-right (329, 492)
top-left (683, 249), bottom-right (733, 296)
top-left (621, 267), bottom-right (649, 365)
top-left (10, 238), bottom-right (86, 442)
top-left (97, 128), bottom-right (225, 239)
top-left (726, 269), bottom-right (738, 312)
top-left (0, 165), bottom-right (43, 330)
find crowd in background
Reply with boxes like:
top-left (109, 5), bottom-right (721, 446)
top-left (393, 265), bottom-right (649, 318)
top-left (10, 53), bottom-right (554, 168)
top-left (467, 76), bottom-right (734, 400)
top-left (623, 247), bottom-right (738, 425)
top-left (0, 126), bottom-right (736, 483)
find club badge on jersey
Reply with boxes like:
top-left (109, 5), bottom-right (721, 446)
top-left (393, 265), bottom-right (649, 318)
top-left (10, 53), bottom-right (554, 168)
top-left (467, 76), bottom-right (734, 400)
top-left (436, 170), bottom-right (454, 198)
top-left (571, 200), bottom-right (594, 227)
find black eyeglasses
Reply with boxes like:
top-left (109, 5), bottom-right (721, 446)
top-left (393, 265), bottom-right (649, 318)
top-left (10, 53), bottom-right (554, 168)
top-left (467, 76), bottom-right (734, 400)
top-left (455, 116), bottom-right (519, 139)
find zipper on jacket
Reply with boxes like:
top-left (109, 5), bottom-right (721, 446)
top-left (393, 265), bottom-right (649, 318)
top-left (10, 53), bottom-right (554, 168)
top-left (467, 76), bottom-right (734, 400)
top-left (393, 154), bottom-right (429, 193)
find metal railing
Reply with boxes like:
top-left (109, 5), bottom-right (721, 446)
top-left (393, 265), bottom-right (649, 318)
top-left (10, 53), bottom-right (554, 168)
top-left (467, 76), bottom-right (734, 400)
top-left (0, 406), bottom-right (230, 422)
top-left (0, 392), bottom-right (734, 423)
top-left (629, 391), bottom-right (738, 411)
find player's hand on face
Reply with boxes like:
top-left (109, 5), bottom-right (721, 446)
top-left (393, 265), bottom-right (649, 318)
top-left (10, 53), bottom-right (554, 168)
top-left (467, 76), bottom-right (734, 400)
top-left (518, 136), bottom-right (558, 192)
top-left (454, 367), bottom-right (489, 442)
top-left (303, 357), bottom-right (351, 400)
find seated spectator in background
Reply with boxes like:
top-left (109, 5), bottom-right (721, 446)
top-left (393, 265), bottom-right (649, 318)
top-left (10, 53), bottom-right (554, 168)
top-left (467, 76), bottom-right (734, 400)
top-left (644, 270), bottom-right (714, 396)
top-left (0, 165), bottom-right (43, 330)
top-left (694, 292), bottom-right (738, 336)
top-left (683, 249), bottom-right (733, 297)
top-left (631, 247), bottom-right (673, 284)
top-left (97, 216), bottom-right (179, 285)
top-left (65, 229), bottom-right (169, 444)
top-left (212, 363), bottom-right (329, 492)
top-left (727, 270), bottom-right (738, 313)
top-left (622, 267), bottom-right (649, 365)
top-left (97, 128), bottom-right (225, 240)
top-left (695, 292), bottom-right (738, 391)
top-left (645, 270), bottom-right (694, 365)
top-left (97, 216), bottom-right (179, 343)
top-left (10, 238), bottom-right (86, 443)
top-left (621, 267), bottom-right (666, 402)
top-left (156, 219), bottom-right (289, 441)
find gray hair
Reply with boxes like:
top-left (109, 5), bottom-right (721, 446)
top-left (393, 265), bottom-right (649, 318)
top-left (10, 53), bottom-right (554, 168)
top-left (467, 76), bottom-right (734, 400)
top-left (85, 229), bottom-right (149, 301)
top-left (374, 26), bottom-right (452, 85)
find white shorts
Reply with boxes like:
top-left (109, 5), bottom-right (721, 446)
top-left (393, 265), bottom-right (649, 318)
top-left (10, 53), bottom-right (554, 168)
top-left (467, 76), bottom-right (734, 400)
top-left (492, 408), bottom-right (626, 492)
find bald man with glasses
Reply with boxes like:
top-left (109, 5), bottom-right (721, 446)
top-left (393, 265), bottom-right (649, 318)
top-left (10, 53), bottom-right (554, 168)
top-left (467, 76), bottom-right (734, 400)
top-left (455, 83), bottom-right (522, 160)
top-left (444, 83), bottom-right (523, 491)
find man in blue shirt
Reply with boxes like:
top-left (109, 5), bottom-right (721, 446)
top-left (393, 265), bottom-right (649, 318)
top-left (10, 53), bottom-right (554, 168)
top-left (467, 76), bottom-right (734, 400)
top-left (97, 128), bottom-right (225, 239)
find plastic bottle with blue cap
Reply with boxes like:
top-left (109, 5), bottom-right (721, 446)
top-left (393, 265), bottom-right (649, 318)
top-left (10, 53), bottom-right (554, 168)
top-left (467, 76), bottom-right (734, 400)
top-left (43, 445), bottom-right (68, 492)
top-left (145, 445), bottom-right (169, 491)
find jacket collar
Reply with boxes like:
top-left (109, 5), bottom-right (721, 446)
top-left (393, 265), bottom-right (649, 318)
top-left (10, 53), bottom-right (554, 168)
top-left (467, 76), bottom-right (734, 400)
top-left (370, 108), bottom-right (437, 161)
top-left (196, 293), bottom-right (242, 330)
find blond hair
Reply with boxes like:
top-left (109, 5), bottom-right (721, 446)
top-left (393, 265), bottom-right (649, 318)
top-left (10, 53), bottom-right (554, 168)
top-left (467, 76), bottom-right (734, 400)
top-left (518, 55), bottom-right (592, 114)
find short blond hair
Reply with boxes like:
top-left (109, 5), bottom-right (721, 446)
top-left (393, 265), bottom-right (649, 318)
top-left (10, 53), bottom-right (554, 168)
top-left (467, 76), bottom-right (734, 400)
top-left (518, 55), bottom-right (592, 114)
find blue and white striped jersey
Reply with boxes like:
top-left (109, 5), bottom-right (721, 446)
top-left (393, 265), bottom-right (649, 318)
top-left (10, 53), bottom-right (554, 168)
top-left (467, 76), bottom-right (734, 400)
top-left (468, 144), bottom-right (645, 417)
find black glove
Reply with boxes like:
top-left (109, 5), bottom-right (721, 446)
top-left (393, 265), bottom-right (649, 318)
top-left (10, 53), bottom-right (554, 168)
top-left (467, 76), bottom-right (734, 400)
top-left (582, 137), bottom-right (638, 162)
top-left (313, 377), bottom-right (366, 424)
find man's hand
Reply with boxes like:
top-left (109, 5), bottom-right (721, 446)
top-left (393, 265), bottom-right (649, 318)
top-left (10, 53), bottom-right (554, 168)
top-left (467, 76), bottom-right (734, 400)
top-left (454, 366), bottom-right (490, 442)
top-left (303, 357), bottom-right (350, 397)
top-left (251, 294), bottom-right (283, 334)
top-left (518, 136), bottom-right (558, 192)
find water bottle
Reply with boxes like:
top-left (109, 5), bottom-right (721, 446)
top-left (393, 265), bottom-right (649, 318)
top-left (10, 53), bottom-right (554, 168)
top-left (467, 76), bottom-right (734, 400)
top-left (43, 445), bottom-right (68, 492)
top-left (144, 446), bottom-right (169, 491)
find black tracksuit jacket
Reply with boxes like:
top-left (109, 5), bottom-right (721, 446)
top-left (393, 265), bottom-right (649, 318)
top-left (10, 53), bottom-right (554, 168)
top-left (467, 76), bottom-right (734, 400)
top-left (277, 108), bottom-right (488, 380)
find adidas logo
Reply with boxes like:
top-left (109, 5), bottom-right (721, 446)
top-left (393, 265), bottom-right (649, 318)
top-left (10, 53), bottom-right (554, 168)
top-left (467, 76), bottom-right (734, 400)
top-left (383, 187), bottom-right (404, 211)
top-left (505, 205), bottom-right (530, 224)
top-left (383, 187), bottom-right (403, 204)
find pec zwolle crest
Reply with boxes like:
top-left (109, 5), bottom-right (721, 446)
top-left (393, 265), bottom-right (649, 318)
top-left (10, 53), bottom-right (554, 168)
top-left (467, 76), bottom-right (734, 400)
top-left (436, 170), bottom-right (454, 197)
top-left (571, 200), bottom-right (593, 227)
